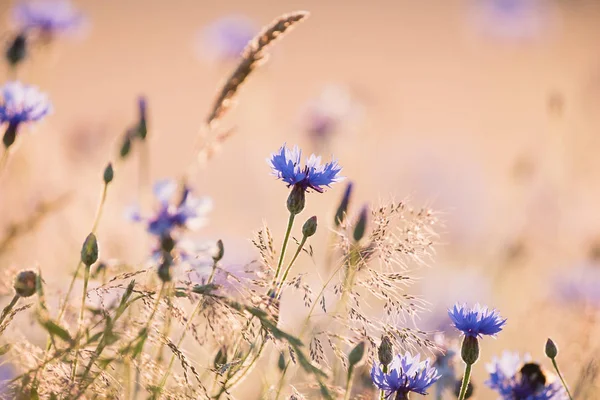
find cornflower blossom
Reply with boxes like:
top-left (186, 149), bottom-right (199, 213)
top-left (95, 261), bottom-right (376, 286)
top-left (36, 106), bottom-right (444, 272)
top-left (448, 303), bottom-right (506, 338)
top-left (199, 15), bottom-right (257, 62)
top-left (0, 81), bottom-right (51, 148)
top-left (486, 352), bottom-right (568, 399)
top-left (371, 352), bottom-right (441, 399)
top-left (267, 144), bottom-right (343, 193)
top-left (130, 180), bottom-right (212, 238)
top-left (553, 261), bottom-right (600, 307)
top-left (12, 0), bottom-right (84, 36)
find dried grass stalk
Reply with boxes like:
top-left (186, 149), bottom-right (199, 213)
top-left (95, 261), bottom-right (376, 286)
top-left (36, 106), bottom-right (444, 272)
top-left (206, 11), bottom-right (310, 126)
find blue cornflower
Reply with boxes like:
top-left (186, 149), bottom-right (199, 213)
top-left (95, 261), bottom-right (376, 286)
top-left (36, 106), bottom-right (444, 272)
top-left (371, 352), bottom-right (441, 399)
top-left (12, 0), bottom-right (83, 35)
top-left (0, 81), bottom-right (51, 148)
top-left (129, 180), bottom-right (212, 238)
top-left (486, 352), bottom-right (568, 400)
top-left (448, 303), bottom-right (506, 338)
top-left (268, 144), bottom-right (343, 193)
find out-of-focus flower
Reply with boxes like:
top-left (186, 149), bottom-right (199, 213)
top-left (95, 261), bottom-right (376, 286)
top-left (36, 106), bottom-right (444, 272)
top-left (267, 144), bottom-right (343, 193)
top-left (129, 180), bottom-right (212, 238)
top-left (433, 334), bottom-right (459, 398)
top-left (199, 15), bottom-right (257, 63)
top-left (486, 351), bottom-right (567, 399)
top-left (553, 261), bottom-right (600, 307)
top-left (469, 0), bottom-right (556, 41)
top-left (371, 352), bottom-right (441, 398)
top-left (300, 84), bottom-right (363, 146)
top-left (448, 303), bottom-right (506, 338)
top-left (12, 0), bottom-right (84, 36)
top-left (0, 81), bottom-right (51, 148)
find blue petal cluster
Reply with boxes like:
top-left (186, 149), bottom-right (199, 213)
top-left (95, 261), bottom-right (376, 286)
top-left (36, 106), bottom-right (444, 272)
top-left (486, 352), bottom-right (568, 400)
top-left (448, 303), bottom-right (506, 338)
top-left (371, 352), bottom-right (441, 398)
top-left (201, 15), bottom-right (256, 62)
top-left (268, 144), bottom-right (343, 192)
top-left (12, 0), bottom-right (83, 33)
top-left (130, 180), bottom-right (212, 238)
top-left (0, 81), bottom-right (51, 126)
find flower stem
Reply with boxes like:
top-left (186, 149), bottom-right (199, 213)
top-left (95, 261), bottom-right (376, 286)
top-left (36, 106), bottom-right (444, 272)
top-left (71, 263), bottom-right (91, 380)
top-left (0, 149), bottom-right (9, 179)
top-left (273, 213), bottom-right (296, 283)
top-left (379, 364), bottom-right (388, 400)
top-left (551, 358), bottom-right (574, 400)
top-left (457, 363), bottom-right (472, 400)
top-left (275, 235), bottom-right (307, 297)
top-left (344, 366), bottom-right (355, 400)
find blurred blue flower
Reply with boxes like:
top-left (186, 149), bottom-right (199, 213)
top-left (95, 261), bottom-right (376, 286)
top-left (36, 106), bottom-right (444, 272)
top-left (371, 352), bottom-right (441, 397)
top-left (200, 15), bottom-right (257, 62)
top-left (448, 303), bottom-right (506, 338)
top-left (432, 334), bottom-right (459, 398)
top-left (554, 261), bottom-right (600, 307)
top-left (129, 180), bottom-right (212, 238)
top-left (486, 351), bottom-right (568, 399)
top-left (12, 0), bottom-right (83, 35)
top-left (0, 81), bottom-right (51, 126)
top-left (268, 144), bottom-right (343, 192)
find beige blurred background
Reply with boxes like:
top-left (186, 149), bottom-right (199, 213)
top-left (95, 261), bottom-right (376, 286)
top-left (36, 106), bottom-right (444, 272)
top-left (2, 0), bottom-right (600, 398)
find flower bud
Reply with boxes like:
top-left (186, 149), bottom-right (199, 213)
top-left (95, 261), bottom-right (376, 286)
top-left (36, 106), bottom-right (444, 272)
top-left (287, 184), bottom-right (306, 215)
top-left (213, 239), bottom-right (224, 262)
top-left (119, 134), bottom-right (132, 159)
top-left (3, 121), bottom-right (19, 149)
top-left (137, 97), bottom-right (148, 140)
top-left (302, 216), bottom-right (317, 237)
top-left (13, 270), bottom-right (37, 298)
top-left (103, 162), bottom-right (114, 184)
top-left (157, 254), bottom-right (173, 282)
top-left (81, 233), bottom-right (99, 267)
top-left (213, 345), bottom-right (227, 368)
top-left (353, 205), bottom-right (368, 242)
top-left (334, 182), bottom-right (353, 226)
top-left (160, 235), bottom-right (175, 253)
top-left (348, 341), bottom-right (366, 368)
top-left (545, 338), bottom-right (558, 359)
top-left (378, 335), bottom-right (394, 367)
top-left (6, 33), bottom-right (27, 67)
top-left (461, 336), bottom-right (480, 365)
top-left (278, 352), bottom-right (286, 371)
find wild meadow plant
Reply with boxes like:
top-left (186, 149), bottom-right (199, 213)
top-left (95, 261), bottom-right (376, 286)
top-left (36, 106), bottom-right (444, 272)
top-left (0, 2), bottom-right (582, 400)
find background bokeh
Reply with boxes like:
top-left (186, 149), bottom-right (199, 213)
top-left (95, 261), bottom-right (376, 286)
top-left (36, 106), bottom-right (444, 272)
top-left (2, 0), bottom-right (600, 398)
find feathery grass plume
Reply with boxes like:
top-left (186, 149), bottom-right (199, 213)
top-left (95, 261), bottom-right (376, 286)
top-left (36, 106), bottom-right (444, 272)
top-left (206, 11), bottom-right (309, 126)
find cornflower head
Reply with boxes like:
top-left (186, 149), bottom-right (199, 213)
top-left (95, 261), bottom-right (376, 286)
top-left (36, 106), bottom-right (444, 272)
top-left (0, 81), bottom-right (52, 148)
top-left (449, 303), bottom-right (506, 400)
top-left (200, 15), bottom-right (257, 62)
top-left (371, 352), bottom-right (441, 399)
top-left (130, 180), bottom-right (212, 239)
top-left (268, 144), bottom-right (343, 193)
top-left (12, 0), bottom-right (84, 37)
top-left (486, 351), bottom-right (568, 400)
top-left (448, 303), bottom-right (506, 339)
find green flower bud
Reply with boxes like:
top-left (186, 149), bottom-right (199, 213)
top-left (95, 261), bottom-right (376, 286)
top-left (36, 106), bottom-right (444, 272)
top-left (545, 338), bottom-right (558, 359)
top-left (81, 233), bottom-right (99, 267)
top-left (353, 205), bottom-right (368, 242)
top-left (378, 335), bottom-right (394, 367)
top-left (103, 162), bottom-right (114, 184)
top-left (6, 33), bottom-right (27, 67)
top-left (213, 239), bottom-right (224, 262)
top-left (13, 270), bottom-right (37, 298)
top-left (348, 341), bottom-right (366, 368)
top-left (302, 216), bottom-right (318, 237)
top-left (119, 134), bottom-right (132, 159)
top-left (3, 121), bottom-right (18, 149)
top-left (286, 185), bottom-right (306, 215)
top-left (160, 235), bottom-right (175, 253)
top-left (278, 352), bottom-right (286, 371)
top-left (157, 255), bottom-right (173, 282)
top-left (461, 336), bottom-right (480, 365)
top-left (334, 182), bottom-right (353, 226)
top-left (213, 345), bottom-right (227, 368)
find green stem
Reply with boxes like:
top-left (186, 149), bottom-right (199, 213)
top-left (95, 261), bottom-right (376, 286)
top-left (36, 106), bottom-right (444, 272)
top-left (0, 149), bottom-right (9, 178)
top-left (273, 213), bottom-right (296, 282)
top-left (72, 264), bottom-right (91, 380)
top-left (551, 358), bottom-right (574, 400)
top-left (275, 235), bottom-right (307, 297)
top-left (379, 364), bottom-right (388, 400)
top-left (91, 183), bottom-right (108, 234)
top-left (457, 363), bottom-right (472, 400)
top-left (0, 295), bottom-right (19, 328)
top-left (344, 367), bottom-right (355, 400)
